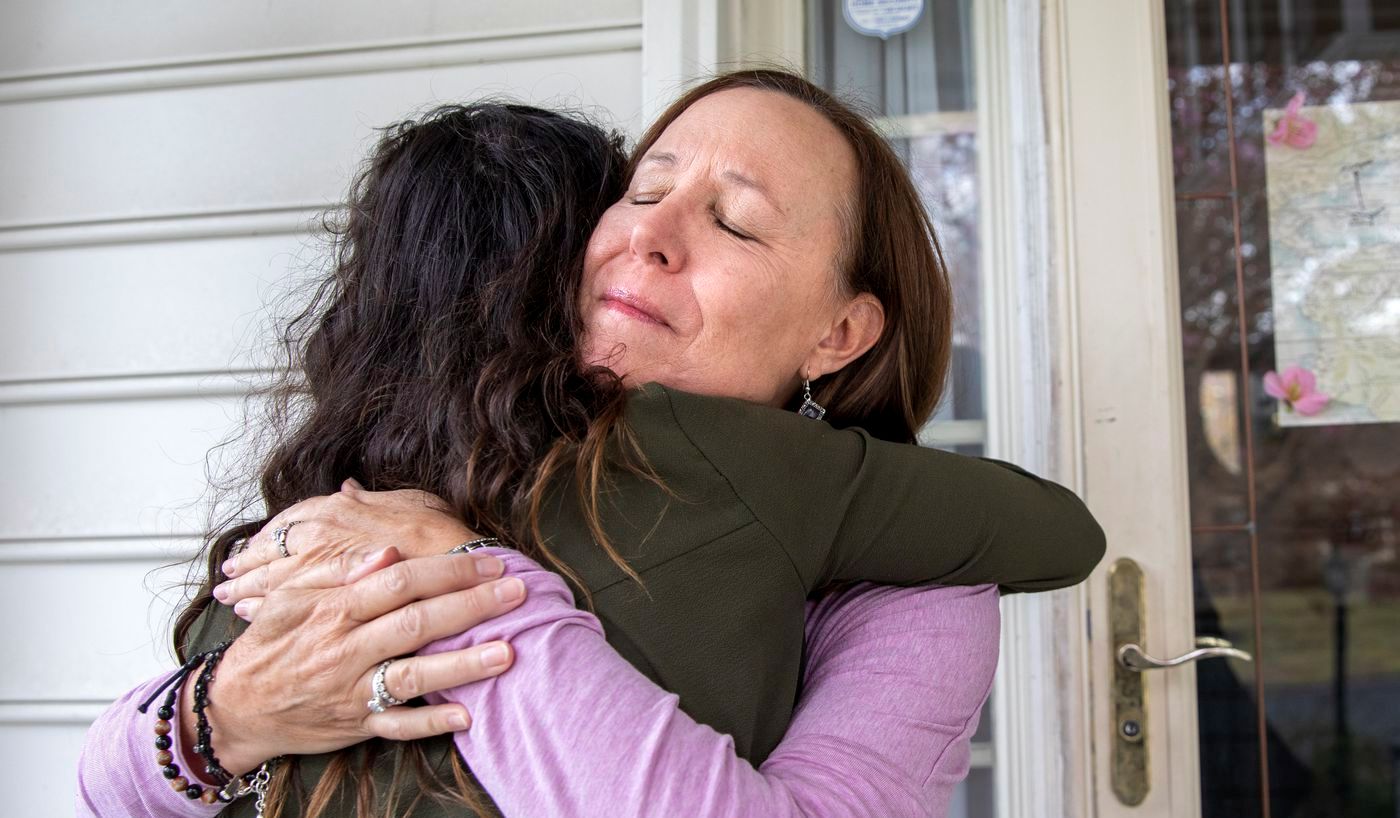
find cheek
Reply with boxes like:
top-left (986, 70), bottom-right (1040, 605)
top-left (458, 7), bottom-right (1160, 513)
top-left (584, 205), bottom-right (633, 278)
top-left (694, 259), bottom-right (809, 353)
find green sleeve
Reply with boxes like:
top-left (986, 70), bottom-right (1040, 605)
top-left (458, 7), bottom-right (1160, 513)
top-left (652, 385), bottom-right (1107, 594)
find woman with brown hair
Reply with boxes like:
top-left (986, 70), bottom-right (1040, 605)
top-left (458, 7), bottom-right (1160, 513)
top-left (80, 70), bottom-right (1103, 817)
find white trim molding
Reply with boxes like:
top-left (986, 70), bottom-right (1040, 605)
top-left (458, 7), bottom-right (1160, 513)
top-left (0, 535), bottom-right (202, 564)
top-left (0, 371), bottom-right (272, 407)
top-left (0, 23), bottom-right (643, 105)
top-left (0, 206), bottom-right (325, 253)
top-left (977, 1), bottom-right (1095, 816)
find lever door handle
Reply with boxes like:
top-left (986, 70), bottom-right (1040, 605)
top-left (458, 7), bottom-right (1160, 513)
top-left (1116, 638), bottom-right (1253, 671)
top-left (1106, 560), bottom-right (1250, 805)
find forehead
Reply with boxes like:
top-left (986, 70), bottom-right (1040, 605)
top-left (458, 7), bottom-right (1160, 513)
top-left (645, 88), bottom-right (856, 219)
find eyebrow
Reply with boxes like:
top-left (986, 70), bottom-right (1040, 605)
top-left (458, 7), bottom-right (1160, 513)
top-left (637, 151), bottom-right (782, 214)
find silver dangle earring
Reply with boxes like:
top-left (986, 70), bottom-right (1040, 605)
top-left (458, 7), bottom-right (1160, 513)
top-left (798, 377), bottom-right (826, 420)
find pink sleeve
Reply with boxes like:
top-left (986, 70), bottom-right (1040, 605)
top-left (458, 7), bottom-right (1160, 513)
top-left (768, 582), bottom-right (1000, 815)
top-left (422, 548), bottom-right (1000, 818)
top-left (76, 675), bottom-right (223, 818)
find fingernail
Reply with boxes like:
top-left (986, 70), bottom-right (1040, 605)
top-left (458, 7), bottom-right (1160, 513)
top-left (233, 599), bottom-right (251, 619)
top-left (476, 556), bottom-right (504, 578)
top-left (221, 559), bottom-right (237, 577)
top-left (481, 644), bottom-right (510, 668)
top-left (449, 710), bottom-right (471, 730)
top-left (213, 583), bottom-right (230, 603)
top-left (362, 548), bottom-right (385, 563)
top-left (493, 578), bottom-right (524, 603)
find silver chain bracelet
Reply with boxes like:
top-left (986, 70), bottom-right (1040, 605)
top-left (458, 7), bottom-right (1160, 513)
top-left (448, 537), bottom-right (501, 554)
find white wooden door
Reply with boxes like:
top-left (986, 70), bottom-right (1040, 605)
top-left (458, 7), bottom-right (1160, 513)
top-left (1058, 1), bottom-right (1400, 816)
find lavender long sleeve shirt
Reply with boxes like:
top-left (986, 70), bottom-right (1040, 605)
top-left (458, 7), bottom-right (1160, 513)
top-left (77, 549), bottom-right (999, 817)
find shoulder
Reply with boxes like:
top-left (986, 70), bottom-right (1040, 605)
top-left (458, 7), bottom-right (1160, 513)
top-left (625, 382), bottom-right (871, 470)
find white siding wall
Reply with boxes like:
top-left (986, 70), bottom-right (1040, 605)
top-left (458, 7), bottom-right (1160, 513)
top-left (0, 3), bottom-right (642, 813)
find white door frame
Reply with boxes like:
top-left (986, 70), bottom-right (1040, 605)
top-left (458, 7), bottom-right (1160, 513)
top-left (1045, 0), bottom-right (1203, 815)
top-left (978, 0), bottom-right (1097, 813)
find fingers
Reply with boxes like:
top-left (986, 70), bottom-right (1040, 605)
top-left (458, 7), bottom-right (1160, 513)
top-left (382, 642), bottom-right (514, 701)
top-left (343, 553), bottom-right (508, 622)
top-left (232, 596), bottom-right (263, 621)
top-left (364, 703), bottom-right (473, 741)
top-left (356, 645), bottom-right (516, 736)
top-left (351, 574), bottom-right (526, 658)
top-left (224, 496), bottom-right (334, 577)
top-left (215, 555), bottom-right (304, 605)
top-left (217, 546), bottom-right (401, 606)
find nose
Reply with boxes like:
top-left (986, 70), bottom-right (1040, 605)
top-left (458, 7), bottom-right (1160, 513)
top-left (628, 198), bottom-right (686, 273)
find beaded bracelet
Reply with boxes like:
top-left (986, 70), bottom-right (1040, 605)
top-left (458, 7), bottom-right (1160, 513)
top-left (137, 642), bottom-right (279, 811)
top-left (191, 640), bottom-right (235, 785)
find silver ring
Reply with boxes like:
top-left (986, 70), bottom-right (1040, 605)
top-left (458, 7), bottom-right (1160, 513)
top-left (272, 521), bottom-right (302, 558)
top-left (367, 659), bottom-right (407, 714)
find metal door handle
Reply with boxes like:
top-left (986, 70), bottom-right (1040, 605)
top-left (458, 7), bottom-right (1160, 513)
top-left (1107, 560), bottom-right (1253, 806)
top-left (1117, 638), bottom-right (1253, 671)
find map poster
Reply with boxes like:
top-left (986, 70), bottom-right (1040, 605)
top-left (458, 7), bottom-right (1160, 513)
top-left (1263, 97), bottom-right (1400, 426)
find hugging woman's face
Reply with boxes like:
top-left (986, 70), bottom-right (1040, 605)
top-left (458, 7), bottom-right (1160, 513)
top-left (580, 87), bottom-right (881, 407)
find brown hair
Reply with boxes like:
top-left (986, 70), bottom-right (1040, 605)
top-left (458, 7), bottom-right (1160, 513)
top-left (629, 69), bottom-right (954, 443)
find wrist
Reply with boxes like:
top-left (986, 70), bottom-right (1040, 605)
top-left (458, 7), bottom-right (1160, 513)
top-left (187, 657), bottom-right (269, 778)
top-left (413, 518), bottom-right (478, 558)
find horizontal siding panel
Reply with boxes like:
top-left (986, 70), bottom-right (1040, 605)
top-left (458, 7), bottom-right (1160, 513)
top-left (0, 396), bottom-right (257, 540)
top-left (0, 47), bottom-right (643, 227)
top-left (0, 234), bottom-right (314, 381)
top-left (0, 557), bottom-right (191, 702)
top-left (1, 721), bottom-right (93, 815)
top-left (0, 0), bottom-right (641, 77)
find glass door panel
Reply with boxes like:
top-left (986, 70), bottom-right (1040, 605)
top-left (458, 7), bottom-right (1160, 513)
top-left (1165, 2), bottom-right (1400, 816)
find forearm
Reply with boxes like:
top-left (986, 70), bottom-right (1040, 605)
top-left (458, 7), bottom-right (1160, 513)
top-left (422, 550), bottom-right (996, 817)
top-left (77, 675), bottom-right (223, 818)
top-left (770, 582), bottom-right (1001, 816)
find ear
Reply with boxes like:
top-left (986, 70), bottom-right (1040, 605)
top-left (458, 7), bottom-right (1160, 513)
top-left (804, 293), bottom-right (885, 380)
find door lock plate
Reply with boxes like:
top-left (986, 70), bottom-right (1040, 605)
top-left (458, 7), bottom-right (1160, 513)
top-left (1109, 558), bottom-right (1149, 805)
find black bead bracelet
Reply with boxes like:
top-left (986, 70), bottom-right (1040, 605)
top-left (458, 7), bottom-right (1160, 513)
top-left (191, 640), bottom-right (236, 786)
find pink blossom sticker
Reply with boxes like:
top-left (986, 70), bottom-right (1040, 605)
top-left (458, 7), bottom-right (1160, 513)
top-left (1263, 365), bottom-right (1330, 416)
top-left (1266, 92), bottom-right (1318, 150)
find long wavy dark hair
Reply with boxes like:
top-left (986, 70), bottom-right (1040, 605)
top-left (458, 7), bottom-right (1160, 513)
top-left (174, 102), bottom-right (648, 817)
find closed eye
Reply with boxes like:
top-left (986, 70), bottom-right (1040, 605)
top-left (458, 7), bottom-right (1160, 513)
top-left (714, 217), bottom-right (754, 240)
top-left (711, 206), bottom-right (755, 241)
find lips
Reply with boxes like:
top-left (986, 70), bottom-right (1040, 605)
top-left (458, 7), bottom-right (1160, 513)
top-left (600, 287), bottom-right (670, 328)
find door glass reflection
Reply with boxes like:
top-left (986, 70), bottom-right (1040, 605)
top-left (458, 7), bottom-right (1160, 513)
top-left (1165, 2), bottom-right (1400, 816)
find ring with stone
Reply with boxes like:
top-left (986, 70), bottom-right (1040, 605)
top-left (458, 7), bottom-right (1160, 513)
top-left (272, 521), bottom-right (302, 559)
top-left (367, 659), bottom-right (407, 714)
